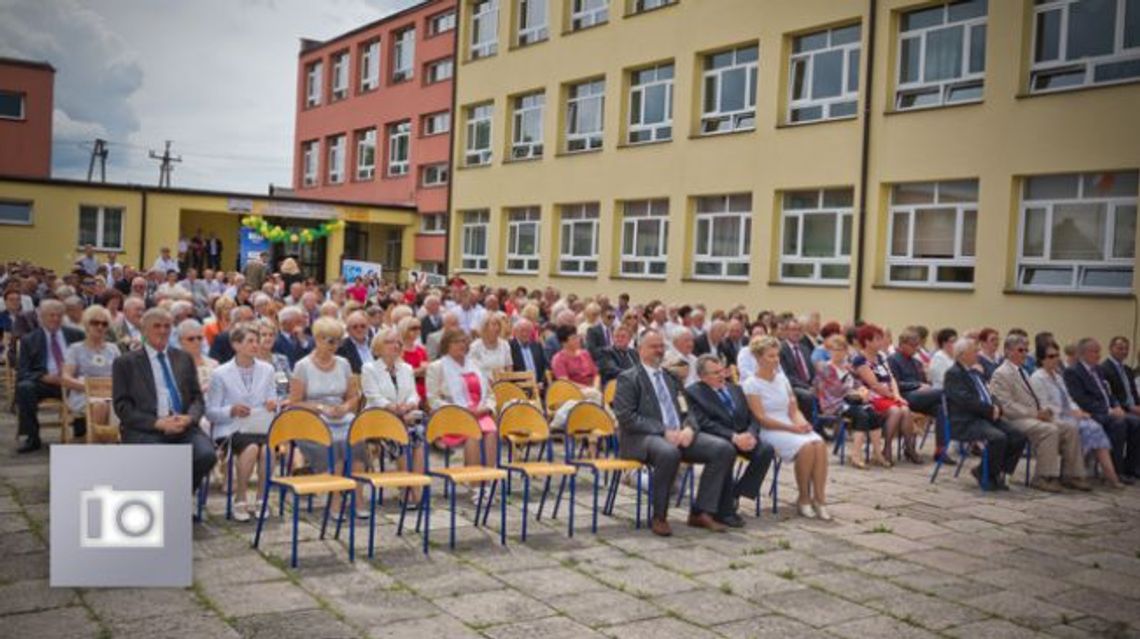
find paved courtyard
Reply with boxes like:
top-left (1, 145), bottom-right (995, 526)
top-left (2, 406), bottom-right (1139, 639)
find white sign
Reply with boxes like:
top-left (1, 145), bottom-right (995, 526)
top-left (409, 270), bottom-right (446, 287)
top-left (261, 201), bottom-right (337, 220)
top-left (342, 259), bottom-right (383, 282)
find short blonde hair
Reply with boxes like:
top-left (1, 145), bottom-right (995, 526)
top-left (312, 316), bottom-right (345, 341)
top-left (81, 304), bottom-right (111, 328)
top-left (397, 316), bottom-right (421, 342)
top-left (748, 335), bottom-right (780, 358)
top-left (370, 327), bottom-right (401, 357)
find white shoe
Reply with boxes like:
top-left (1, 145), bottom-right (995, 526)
top-left (814, 504), bottom-right (832, 521)
top-left (232, 507), bottom-right (250, 522)
top-left (798, 503), bottom-right (816, 519)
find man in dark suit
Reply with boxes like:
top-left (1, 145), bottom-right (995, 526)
top-left (597, 324), bottom-right (638, 385)
top-left (585, 310), bottom-right (615, 365)
top-left (685, 355), bottom-right (774, 528)
top-left (889, 328), bottom-right (948, 458)
top-left (272, 306), bottom-right (313, 368)
top-left (112, 307), bottom-right (215, 491)
top-left (944, 338), bottom-right (1027, 489)
top-left (694, 320), bottom-right (726, 359)
top-left (419, 295), bottom-right (445, 344)
top-left (717, 319), bottom-right (747, 370)
top-left (1102, 336), bottom-right (1140, 416)
top-left (778, 317), bottom-right (816, 417)
top-left (336, 311), bottom-right (373, 374)
top-left (1066, 337), bottom-right (1140, 481)
top-left (509, 319), bottom-right (548, 387)
top-left (207, 306), bottom-right (254, 365)
top-left (206, 232), bottom-right (223, 270)
top-left (613, 329), bottom-right (736, 536)
top-left (15, 300), bottom-right (85, 452)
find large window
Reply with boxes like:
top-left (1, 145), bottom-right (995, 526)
top-left (331, 51), bottom-right (349, 100)
top-left (566, 79), bottom-right (604, 152)
top-left (461, 210), bottom-right (490, 271)
top-left (356, 128), bottom-right (376, 180)
top-left (0, 200), bottom-right (32, 225)
top-left (465, 103), bottom-right (493, 166)
top-left (628, 63), bottom-right (673, 143)
top-left (559, 203), bottom-right (600, 274)
top-left (78, 206), bottom-right (123, 250)
top-left (888, 180), bottom-right (979, 287)
top-left (360, 40), bottom-right (380, 92)
top-left (518, 0), bottom-right (549, 45)
top-left (780, 188), bottom-right (854, 283)
top-left (620, 199), bottom-right (669, 277)
top-left (570, 0), bottom-right (609, 30)
top-left (789, 25), bottom-right (861, 123)
top-left (1018, 170), bottom-right (1137, 291)
top-left (700, 45), bottom-right (758, 134)
top-left (327, 135), bottom-right (345, 184)
top-left (693, 194), bottom-right (752, 279)
top-left (426, 58), bottom-right (454, 84)
top-left (387, 121), bottom-right (410, 176)
top-left (896, 0), bottom-right (987, 110)
top-left (471, 0), bottom-right (499, 60)
top-left (423, 111), bottom-right (451, 136)
top-left (393, 27), bottom-right (415, 82)
top-left (421, 163), bottom-right (449, 187)
top-left (511, 92), bottom-right (544, 159)
top-left (429, 10), bottom-right (457, 35)
top-left (0, 91), bottom-right (26, 119)
top-left (507, 207), bottom-right (542, 273)
top-left (420, 213), bottom-right (447, 234)
top-left (1031, 0), bottom-right (1140, 92)
top-left (301, 140), bottom-right (318, 187)
top-left (305, 61), bottom-right (323, 107)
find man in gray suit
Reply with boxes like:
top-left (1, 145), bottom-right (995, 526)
top-left (242, 251), bottom-right (268, 292)
top-left (112, 307), bottom-right (216, 492)
top-left (613, 329), bottom-right (736, 536)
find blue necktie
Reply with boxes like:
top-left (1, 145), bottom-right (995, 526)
top-left (522, 344), bottom-right (535, 372)
top-left (654, 370), bottom-right (680, 430)
top-left (156, 351), bottom-right (184, 414)
top-left (717, 387), bottom-right (734, 412)
top-left (972, 372), bottom-right (991, 406)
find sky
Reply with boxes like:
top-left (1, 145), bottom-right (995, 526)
top-left (0, 0), bottom-right (420, 193)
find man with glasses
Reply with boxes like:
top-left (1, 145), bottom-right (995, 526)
top-left (336, 310), bottom-right (373, 374)
top-left (1066, 338), bottom-right (1140, 483)
top-left (15, 299), bottom-right (85, 452)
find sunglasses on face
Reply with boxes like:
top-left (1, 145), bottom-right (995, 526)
top-left (88, 320), bottom-right (109, 327)
top-left (319, 336), bottom-right (340, 345)
top-left (1044, 353), bottom-right (1060, 359)
top-left (183, 335), bottom-right (203, 342)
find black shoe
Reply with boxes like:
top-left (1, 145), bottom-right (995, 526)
top-left (1120, 474), bottom-right (1136, 485)
top-left (970, 464), bottom-right (988, 488)
top-left (714, 513), bottom-right (745, 528)
top-left (73, 425), bottom-right (87, 440)
top-left (17, 437), bottom-right (42, 454)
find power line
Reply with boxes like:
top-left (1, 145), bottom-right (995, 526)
top-left (86, 138), bottom-right (108, 182)
top-left (148, 140), bottom-right (182, 188)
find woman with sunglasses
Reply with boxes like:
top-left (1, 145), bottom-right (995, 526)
top-left (61, 304), bottom-right (119, 438)
top-left (177, 319), bottom-right (219, 394)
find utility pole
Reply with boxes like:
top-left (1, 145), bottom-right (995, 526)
top-left (148, 140), bottom-right (182, 188)
top-left (86, 138), bottom-right (108, 182)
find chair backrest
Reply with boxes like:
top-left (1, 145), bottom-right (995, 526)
top-left (493, 370), bottom-right (536, 386)
top-left (602, 379), bottom-right (617, 407)
top-left (498, 402), bottom-right (551, 443)
top-left (267, 408), bottom-right (334, 449)
top-left (565, 401), bottom-right (616, 438)
top-left (348, 408), bottom-right (409, 447)
top-left (425, 405), bottom-right (482, 444)
top-left (492, 381), bottom-right (529, 411)
top-left (546, 379), bottom-right (585, 413)
top-left (85, 377), bottom-right (113, 400)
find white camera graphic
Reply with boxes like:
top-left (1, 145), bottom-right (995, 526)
top-left (79, 485), bottom-right (165, 549)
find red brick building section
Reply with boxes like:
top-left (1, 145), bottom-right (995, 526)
top-left (0, 57), bottom-right (55, 179)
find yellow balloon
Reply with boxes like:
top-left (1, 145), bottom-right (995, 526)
top-left (290, 233), bottom-right (299, 243)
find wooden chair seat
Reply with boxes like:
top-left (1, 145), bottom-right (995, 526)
top-left (272, 473), bottom-right (356, 495)
top-left (503, 461), bottom-right (577, 477)
top-left (431, 466), bottom-right (508, 483)
top-left (574, 458), bottom-right (642, 473)
top-left (352, 471), bottom-right (432, 489)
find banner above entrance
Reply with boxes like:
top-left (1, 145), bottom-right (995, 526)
top-left (227, 198), bottom-right (337, 220)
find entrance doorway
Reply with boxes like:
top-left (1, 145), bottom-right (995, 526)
top-left (265, 217), bottom-right (328, 279)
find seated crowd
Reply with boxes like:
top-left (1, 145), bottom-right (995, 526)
top-left (2, 248), bottom-right (1139, 538)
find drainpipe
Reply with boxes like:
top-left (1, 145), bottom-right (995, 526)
top-left (853, 0), bottom-right (877, 322)
top-left (138, 189), bottom-right (148, 270)
top-left (441, 4), bottom-right (461, 277)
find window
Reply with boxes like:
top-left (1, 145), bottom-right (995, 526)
top-left (429, 10), bottom-right (457, 35)
top-left (511, 92), bottom-right (545, 159)
top-left (327, 135), bottom-right (346, 184)
top-left (0, 200), bottom-right (32, 225)
top-left (360, 40), bottom-right (380, 92)
top-left (693, 194), bottom-right (752, 279)
top-left (423, 111), bottom-right (451, 135)
top-left (301, 140), bottom-right (319, 187)
top-left (507, 207), bottom-right (542, 273)
top-left (465, 103), bottom-right (494, 165)
top-left (471, 0), bottom-right (500, 59)
top-left (789, 25), bottom-right (861, 123)
top-left (422, 163), bottom-right (450, 187)
top-left (331, 51), bottom-right (349, 100)
top-left (566, 79), bottom-right (604, 152)
top-left (570, 0), bottom-right (609, 30)
top-left (780, 188), bottom-right (854, 282)
top-left (461, 210), bottom-right (490, 271)
top-left (426, 57), bottom-right (454, 83)
top-left (1031, 0), bottom-right (1140, 92)
top-left (888, 180), bottom-right (979, 286)
top-left (629, 0), bottom-right (674, 13)
top-left (393, 27), bottom-right (415, 82)
top-left (1017, 170), bottom-right (1137, 291)
top-left (896, 0), bottom-right (987, 110)
top-left (420, 213), bottom-right (447, 233)
top-left (700, 45), bottom-right (758, 134)
top-left (0, 91), bottom-right (25, 120)
top-left (518, 0), bottom-right (549, 45)
top-left (620, 199), bottom-right (669, 277)
top-left (559, 203), bottom-right (599, 274)
top-left (355, 129), bottom-right (376, 180)
top-left (78, 206), bottom-right (123, 250)
top-left (305, 61), bottom-right (323, 107)
top-left (628, 63), bottom-right (673, 143)
top-left (387, 121), bottom-right (411, 176)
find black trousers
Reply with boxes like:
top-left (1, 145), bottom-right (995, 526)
top-left (16, 379), bottom-right (61, 440)
top-left (717, 437), bottom-right (774, 516)
top-left (903, 388), bottom-right (946, 448)
top-left (1093, 413), bottom-right (1140, 477)
top-left (122, 426), bottom-right (218, 491)
top-left (954, 418), bottom-right (1027, 482)
top-left (643, 433), bottom-right (735, 519)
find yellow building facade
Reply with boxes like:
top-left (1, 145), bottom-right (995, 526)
top-left (449, 0), bottom-right (1140, 347)
top-left (0, 176), bottom-right (419, 283)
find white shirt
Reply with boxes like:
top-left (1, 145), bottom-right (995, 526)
top-left (928, 350), bottom-right (954, 389)
top-left (349, 337), bottom-right (373, 366)
top-left (152, 256), bottom-right (179, 274)
top-left (470, 338), bottom-right (511, 380)
top-left (454, 305), bottom-right (486, 334)
top-left (144, 343), bottom-right (176, 417)
top-left (736, 348), bottom-right (758, 381)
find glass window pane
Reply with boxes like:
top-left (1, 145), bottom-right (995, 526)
top-left (104, 210), bottom-right (123, 248)
top-left (721, 68), bottom-right (746, 112)
top-left (1114, 204), bottom-right (1137, 258)
top-left (1082, 268), bottom-right (1132, 288)
top-left (782, 263), bottom-right (814, 279)
top-left (636, 219), bottom-right (661, 256)
top-left (894, 182), bottom-right (936, 204)
top-left (737, 46), bottom-right (758, 63)
top-left (783, 216), bottom-right (799, 255)
top-left (890, 265), bottom-right (928, 282)
top-left (711, 217), bottom-right (741, 256)
top-left (891, 212), bottom-right (910, 256)
top-left (694, 261), bottom-right (719, 276)
top-left (791, 106), bottom-right (823, 122)
top-left (1083, 171), bottom-right (1139, 197)
top-left (644, 84), bottom-right (666, 123)
top-left (1093, 58), bottom-right (1140, 82)
top-left (795, 31), bottom-right (828, 53)
top-left (1035, 9), bottom-right (1062, 62)
top-left (812, 50), bottom-right (844, 99)
top-left (784, 191), bottom-right (818, 209)
top-left (969, 24), bottom-right (986, 73)
top-left (1023, 207), bottom-right (1047, 257)
top-left (696, 219), bottom-right (709, 253)
top-left (727, 262), bottom-right (749, 277)
top-left (78, 209), bottom-right (98, 245)
top-left (962, 209), bottom-right (977, 257)
top-left (703, 75), bottom-right (717, 113)
top-left (1067, 0), bottom-right (1116, 59)
top-left (729, 193), bottom-right (752, 211)
top-left (948, 82), bottom-right (984, 102)
top-left (939, 180), bottom-right (979, 203)
top-left (840, 214), bottom-right (852, 255)
top-left (0, 201), bottom-right (31, 223)
top-left (791, 58), bottom-right (808, 101)
top-left (948, 0), bottom-right (987, 22)
top-left (903, 5), bottom-right (945, 31)
top-left (824, 188), bottom-right (854, 208)
top-left (925, 25), bottom-right (965, 82)
top-left (848, 49), bottom-right (860, 92)
top-left (1128, 0), bottom-right (1140, 47)
top-left (830, 101), bottom-right (858, 117)
top-left (900, 37), bottom-right (921, 83)
top-left (913, 208), bottom-right (958, 258)
top-left (832, 24), bottom-right (861, 45)
top-left (1021, 266), bottom-right (1073, 287)
top-left (622, 221), bottom-right (635, 254)
top-left (821, 264), bottom-right (850, 280)
top-left (1051, 203), bottom-right (1106, 260)
top-left (936, 266), bottom-right (975, 283)
top-left (1026, 174), bottom-right (1079, 200)
top-left (803, 214), bottom-right (838, 257)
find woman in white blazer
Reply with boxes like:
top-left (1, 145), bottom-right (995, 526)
top-left (425, 328), bottom-right (497, 483)
top-left (206, 324), bottom-right (278, 520)
top-left (362, 328), bottom-right (426, 502)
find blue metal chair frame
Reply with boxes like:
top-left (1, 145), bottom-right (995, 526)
top-left (423, 410), bottom-right (507, 550)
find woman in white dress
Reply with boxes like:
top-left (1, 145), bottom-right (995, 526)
top-left (742, 336), bottom-right (831, 520)
top-left (361, 327), bottom-right (425, 502)
top-left (468, 312), bottom-right (512, 382)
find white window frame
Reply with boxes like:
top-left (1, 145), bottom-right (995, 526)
top-left (331, 51), bottom-right (349, 100)
top-left (301, 140), bottom-right (318, 187)
top-left (887, 180), bottom-right (979, 288)
top-left (559, 203), bottom-right (600, 275)
top-left (465, 103), bottom-right (494, 166)
top-left (420, 213), bottom-right (447, 234)
top-left (0, 200), bottom-right (33, 225)
top-left (1031, 0), bottom-right (1140, 93)
top-left (518, 0), bottom-right (549, 45)
top-left (700, 45), bottom-right (758, 135)
top-left (619, 199), bottom-right (669, 278)
top-left (426, 57), bottom-right (454, 84)
top-left (693, 194), bottom-right (752, 280)
top-left (630, 0), bottom-right (673, 13)
top-left (511, 92), bottom-right (545, 159)
top-left (355, 128), bottom-right (376, 181)
top-left (506, 207), bottom-right (542, 273)
top-left (565, 79), bottom-right (604, 152)
top-left (421, 163), bottom-right (450, 187)
top-left (788, 25), bottom-right (861, 124)
top-left (387, 121), bottom-right (411, 177)
top-left (471, 0), bottom-right (500, 60)
top-left (393, 27), bottom-right (415, 82)
top-left (628, 63), bottom-right (673, 144)
top-left (895, 1), bottom-right (987, 110)
top-left (360, 40), bottom-right (380, 92)
top-left (327, 135), bottom-right (345, 184)
top-left (1016, 171), bottom-right (1137, 292)
top-left (423, 111), bottom-right (451, 136)
top-left (77, 205), bottom-right (124, 251)
top-left (0, 90), bottom-right (25, 120)
top-left (461, 210), bottom-right (490, 271)
top-left (779, 189), bottom-right (854, 283)
top-left (305, 61), bottom-right (323, 107)
top-left (571, 0), bottom-right (609, 30)
top-left (429, 10), bottom-right (457, 35)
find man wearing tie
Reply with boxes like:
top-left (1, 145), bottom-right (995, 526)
top-left (778, 318), bottom-right (816, 418)
top-left (509, 319), bottom-right (548, 388)
top-left (585, 308), bottom-right (615, 364)
top-left (112, 308), bottom-right (216, 492)
top-left (272, 306), bottom-right (314, 368)
top-left (15, 300), bottom-right (84, 452)
top-left (1101, 336), bottom-right (1140, 417)
top-left (1065, 338), bottom-right (1140, 481)
top-left (597, 324), bottom-right (639, 385)
top-left (613, 330), bottom-right (736, 536)
top-left (944, 338), bottom-right (1027, 490)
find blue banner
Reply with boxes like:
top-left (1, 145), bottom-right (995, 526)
top-left (238, 227), bottom-right (269, 270)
